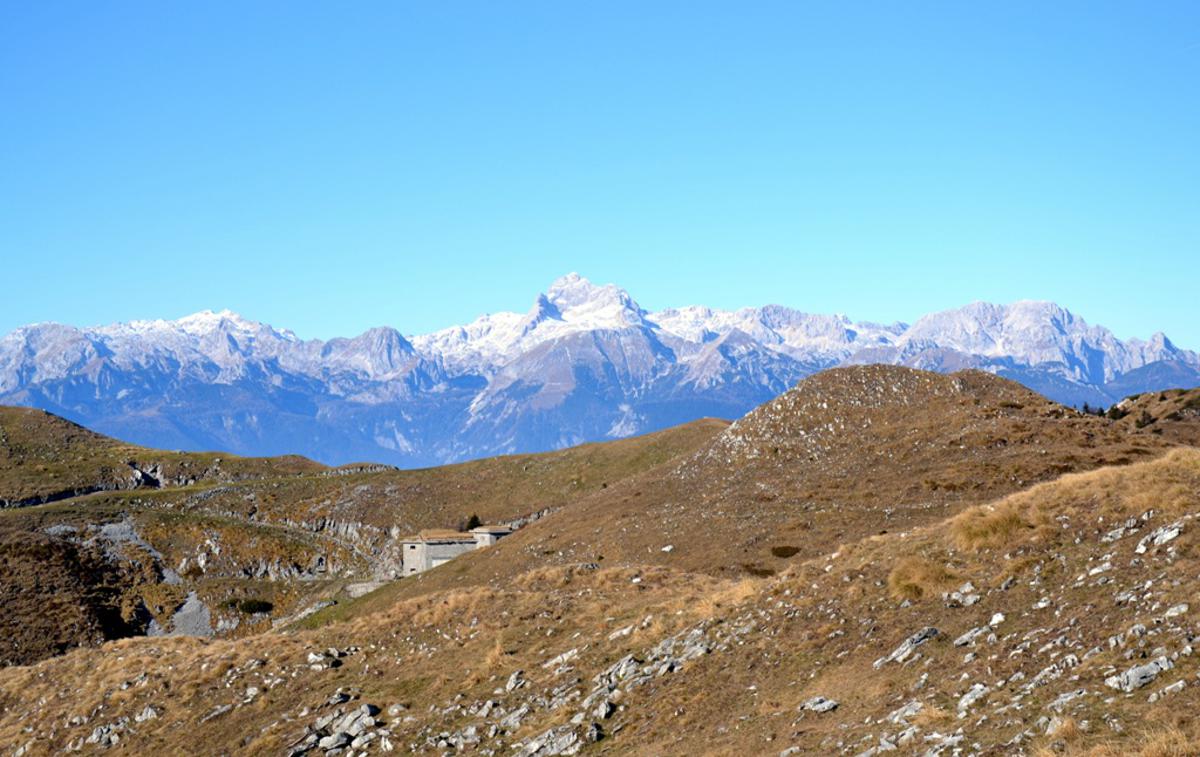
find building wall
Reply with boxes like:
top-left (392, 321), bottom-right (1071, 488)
top-left (426, 540), bottom-right (476, 566)
top-left (401, 542), bottom-right (426, 576)
top-left (402, 539), bottom-right (478, 576)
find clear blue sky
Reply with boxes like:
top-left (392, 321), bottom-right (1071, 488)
top-left (2, 2), bottom-right (1198, 345)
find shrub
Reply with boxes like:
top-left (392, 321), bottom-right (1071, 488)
top-left (770, 545), bottom-right (801, 558)
top-left (1135, 410), bottom-right (1155, 429)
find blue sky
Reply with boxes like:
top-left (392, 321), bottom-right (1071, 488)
top-left (2, 2), bottom-right (1197, 345)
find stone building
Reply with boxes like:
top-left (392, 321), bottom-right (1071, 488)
top-left (400, 525), bottom-right (513, 576)
top-left (470, 524), bottom-right (512, 546)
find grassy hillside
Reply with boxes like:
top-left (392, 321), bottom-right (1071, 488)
top-left (140, 416), bottom-right (731, 540)
top-left (322, 366), bottom-right (1180, 620)
top-left (2, 449), bottom-right (1199, 754)
top-left (1, 369), bottom-right (1199, 753)
top-left (0, 407), bottom-right (726, 666)
top-left (0, 406), bottom-right (323, 505)
top-left (1106, 386), bottom-right (1200, 445)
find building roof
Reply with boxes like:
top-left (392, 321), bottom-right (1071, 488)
top-left (401, 529), bottom-right (478, 543)
top-left (470, 525), bottom-right (514, 534)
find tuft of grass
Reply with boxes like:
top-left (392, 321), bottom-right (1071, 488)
top-left (911, 704), bottom-right (953, 728)
top-left (1048, 715), bottom-right (1083, 742)
top-left (484, 634), bottom-right (511, 669)
top-left (950, 504), bottom-right (1031, 551)
top-left (695, 578), bottom-right (760, 619)
top-left (886, 556), bottom-right (960, 600)
top-left (1085, 726), bottom-right (1199, 756)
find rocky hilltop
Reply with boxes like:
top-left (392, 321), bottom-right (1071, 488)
top-left (2, 275), bottom-right (1197, 467)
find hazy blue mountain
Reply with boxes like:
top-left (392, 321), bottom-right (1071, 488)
top-left (2, 274), bottom-right (1196, 466)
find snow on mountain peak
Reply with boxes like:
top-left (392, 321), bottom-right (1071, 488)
top-left (903, 300), bottom-right (1077, 348)
top-left (97, 309), bottom-right (274, 340)
top-left (545, 272), bottom-right (614, 304)
top-left (412, 275), bottom-right (651, 371)
top-left (173, 309), bottom-right (263, 335)
top-left (651, 304), bottom-right (901, 360)
top-left (895, 300), bottom-right (1145, 382)
top-left (1, 278), bottom-right (1197, 468)
top-left (544, 273), bottom-right (645, 326)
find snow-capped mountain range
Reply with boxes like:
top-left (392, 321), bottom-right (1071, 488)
top-left (2, 273), bottom-right (1197, 466)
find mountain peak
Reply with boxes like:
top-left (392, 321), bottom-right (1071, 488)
top-left (172, 309), bottom-right (259, 335)
top-left (905, 300), bottom-right (1081, 339)
top-left (538, 273), bottom-right (646, 330)
top-left (546, 273), bottom-right (608, 306)
top-left (1149, 331), bottom-right (1177, 352)
top-left (546, 271), bottom-right (589, 293)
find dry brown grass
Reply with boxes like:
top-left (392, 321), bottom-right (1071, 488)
top-left (1049, 716), bottom-right (1084, 743)
top-left (259, 366), bottom-right (1200, 636)
top-left (5, 449), bottom-right (1200, 755)
top-left (694, 577), bottom-right (761, 618)
top-left (886, 556), bottom-right (961, 600)
top-left (911, 704), bottom-right (954, 728)
top-left (951, 504), bottom-right (1034, 551)
top-left (484, 634), bottom-right (510, 669)
top-left (1111, 387), bottom-right (1200, 447)
top-left (0, 406), bottom-right (322, 504)
top-left (0, 408), bottom-right (727, 665)
top-left (0, 559), bottom-right (735, 752)
top-left (400, 586), bottom-right (500, 628)
top-left (5, 374), bottom-right (1200, 754)
top-left (952, 448), bottom-right (1200, 552)
top-left (371, 365), bottom-right (1189, 611)
top-left (1084, 726), bottom-right (1200, 756)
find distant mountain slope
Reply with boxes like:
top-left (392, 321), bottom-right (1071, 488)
top-left (1, 274), bottom-right (1196, 465)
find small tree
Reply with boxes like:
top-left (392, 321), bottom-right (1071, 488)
top-left (463, 513), bottom-right (482, 531)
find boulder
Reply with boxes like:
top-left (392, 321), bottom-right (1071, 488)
top-left (1105, 657), bottom-right (1174, 692)
top-left (874, 627), bottom-right (939, 669)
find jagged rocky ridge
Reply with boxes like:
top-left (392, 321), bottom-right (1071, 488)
top-left (2, 274), bottom-right (1196, 466)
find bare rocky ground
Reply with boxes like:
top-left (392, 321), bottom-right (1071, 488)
top-left (1, 367), bottom-right (1199, 754)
